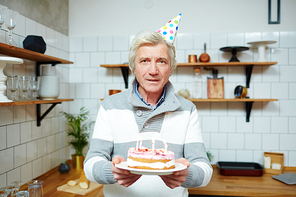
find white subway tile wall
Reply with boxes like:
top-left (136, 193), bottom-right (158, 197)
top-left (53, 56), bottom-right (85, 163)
top-left (0, 11), bottom-right (71, 188)
top-left (68, 31), bottom-right (295, 168)
top-left (0, 8), bottom-right (296, 188)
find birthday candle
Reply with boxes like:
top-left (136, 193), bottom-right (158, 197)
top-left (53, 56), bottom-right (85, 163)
top-left (163, 141), bottom-right (167, 152)
top-left (152, 139), bottom-right (155, 151)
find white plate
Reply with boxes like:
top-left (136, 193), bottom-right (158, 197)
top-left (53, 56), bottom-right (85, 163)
top-left (115, 162), bottom-right (187, 175)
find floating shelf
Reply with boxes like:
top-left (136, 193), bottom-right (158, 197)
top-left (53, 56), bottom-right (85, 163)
top-left (0, 42), bottom-right (74, 126)
top-left (188, 98), bottom-right (278, 102)
top-left (100, 62), bottom-right (277, 88)
top-left (0, 43), bottom-right (73, 64)
top-left (189, 98), bottom-right (278, 122)
top-left (0, 99), bottom-right (74, 126)
top-left (0, 99), bottom-right (74, 107)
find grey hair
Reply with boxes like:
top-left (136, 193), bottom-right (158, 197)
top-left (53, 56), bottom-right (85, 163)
top-left (128, 31), bottom-right (177, 71)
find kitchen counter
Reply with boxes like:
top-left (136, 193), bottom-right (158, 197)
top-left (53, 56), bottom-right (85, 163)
top-left (19, 162), bottom-right (296, 197)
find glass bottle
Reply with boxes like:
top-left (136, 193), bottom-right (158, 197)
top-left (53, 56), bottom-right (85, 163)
top-left (193, 68), bottom-right (202, 98)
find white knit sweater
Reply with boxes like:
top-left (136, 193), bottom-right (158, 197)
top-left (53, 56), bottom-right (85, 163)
top-left (84, 80), bottom-right (213, 197)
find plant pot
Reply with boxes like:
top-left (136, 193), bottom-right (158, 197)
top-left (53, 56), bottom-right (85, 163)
top-left (76, 155), bottom-right (85, 170)
top-left (71, 154), bottom-right (76, 168)
top-left (58, 163), bottom-right (70, 174)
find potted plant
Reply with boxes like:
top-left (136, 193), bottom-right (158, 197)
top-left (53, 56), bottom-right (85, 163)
top-left (61, 107), bottom-right (94, 170)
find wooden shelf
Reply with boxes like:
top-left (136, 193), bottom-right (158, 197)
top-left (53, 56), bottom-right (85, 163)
top-left (100, 62), bottom-right (277, 68)
top-left (188, 98), bottom-right (278, 102)
top-left (100, 62), bottom-right (277, 89)
top-left (0, 42), bottom-right (74, 126)
top-left (0, 42), bottom-right (73, 64)
top-left (189, 98), bottom-right (278, 122)
top-left (0, 99), bottom-right (74, 107)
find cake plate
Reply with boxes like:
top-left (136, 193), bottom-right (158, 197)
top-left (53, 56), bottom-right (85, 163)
top-left (115, 162), bottom-right (187, 175)
top-left (220, 46), bottom-right (249, 62)
top-left (247, 40), bottom-right (277, 62)
top-left (0, 56), bottom-right (23, 102)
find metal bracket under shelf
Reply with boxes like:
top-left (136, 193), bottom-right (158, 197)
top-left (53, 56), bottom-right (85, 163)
top-left (245, 64), bottom-right (254, 88)
top-left (37, 103), bottom-right (61, 126)
top-left (245, 101), bottom-right (254, 122)
top-left (120, 66), bottom-right (129, 89)
top-left (36, 61), bottom-right (61, 126)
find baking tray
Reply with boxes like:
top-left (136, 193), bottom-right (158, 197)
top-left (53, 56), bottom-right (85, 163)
top-left (217, 161), bottom-right (264, 176)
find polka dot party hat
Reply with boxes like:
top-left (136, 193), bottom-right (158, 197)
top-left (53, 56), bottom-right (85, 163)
top-left (157, 13), bottom-right (182, 45)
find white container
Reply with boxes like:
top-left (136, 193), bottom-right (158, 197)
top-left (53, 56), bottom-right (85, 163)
top-left (193, 68), bottom-right (202, 98)
top-left (39, 65), bottom-right (60, 100)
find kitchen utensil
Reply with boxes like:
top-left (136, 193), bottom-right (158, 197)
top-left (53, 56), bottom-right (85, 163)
top-left (234, 85), bottom-right (248, 98)
top-left (220, 46), bottom-right (249, 62)
top-left (188, 55), bottom-right (197, 63)
top-left (217, 161), bottom-right (264, 176)
top-left (264, 152), bottom-right (284, 174)
top-left (207, 69), bottom-right (224, 99)
top-left (272, 173), bottom-right (296, 185)
top-left (6, 76), bottom-right (19, 101)
top-left (57, 178), bottom-right (103, 195)
top-left (5, 9), bottom-right (18, 45)
top-left (27, 180), bottom-right (44, 197)
top-left (199, 43), bottom-right (210, 62)
top-left (109, 89), bottom-right (121, 96)
top-left (247, 40), bottom-right (277, 62)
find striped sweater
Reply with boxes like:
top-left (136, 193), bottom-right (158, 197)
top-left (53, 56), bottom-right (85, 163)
top-left (84, 80), bottom-right (213, 197)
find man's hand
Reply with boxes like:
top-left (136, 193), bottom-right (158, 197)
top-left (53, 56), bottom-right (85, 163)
top-left (111, 156), bottom-right (141, 187)
top-left (159, 158), bottom-right (190, 189)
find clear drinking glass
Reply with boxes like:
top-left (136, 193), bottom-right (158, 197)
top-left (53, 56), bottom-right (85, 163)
top-left (0, 187), bottom-right (10, 197)
top-left (30, 77), bottom-right (40, 100)
top-left (6, 75), bottom-right (19, 101)
top-left (10, 181), bottom-right (23, 197)
top-left (18, 76), bottom-right (30, 101)
top-left (5, 9), bottom-right (18, 45)
top-left (15, 191), bottom-right (29, 197)
top-left (0, 5), bottom-right (7, 36)
top-left (27, 180), bottom-right (44, 197)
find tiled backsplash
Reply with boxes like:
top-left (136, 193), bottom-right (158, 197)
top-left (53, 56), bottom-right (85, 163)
top-left (69, 31), bottom-right (296, 168)
top-left (0, 6), bottom-right (296, 188)
top-left (0, 11), bottom-right (70, 187)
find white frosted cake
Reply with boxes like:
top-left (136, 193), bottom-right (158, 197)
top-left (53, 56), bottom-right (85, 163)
top-left (127, 147), bottom-right (175, 170)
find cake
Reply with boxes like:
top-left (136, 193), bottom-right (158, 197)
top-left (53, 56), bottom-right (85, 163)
top-left (127, 147), bottom-right (175, 170)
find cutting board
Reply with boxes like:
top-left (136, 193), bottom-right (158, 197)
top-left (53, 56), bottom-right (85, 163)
top-left (57, 179), bottom-right (103, 195)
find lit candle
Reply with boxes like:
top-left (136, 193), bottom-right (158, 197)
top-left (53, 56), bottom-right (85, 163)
top-left (152, 139), bottom-right (155, 151)
top-left (163, 141), bottom-right (168, 153)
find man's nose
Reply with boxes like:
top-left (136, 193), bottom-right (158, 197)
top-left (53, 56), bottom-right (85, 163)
top-left (148, 62), bottom-right (158, 74)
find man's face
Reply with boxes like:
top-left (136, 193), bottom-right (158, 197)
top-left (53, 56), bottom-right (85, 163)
top-left (134, 43), bottom-right (172, 98)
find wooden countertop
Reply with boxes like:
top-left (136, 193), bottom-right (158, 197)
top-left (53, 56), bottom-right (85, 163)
top-left (19, 162), bottom-right (296, 197)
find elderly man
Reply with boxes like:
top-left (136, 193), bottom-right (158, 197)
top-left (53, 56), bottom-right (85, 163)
top-left (84, 30), bottom-right (212, 197)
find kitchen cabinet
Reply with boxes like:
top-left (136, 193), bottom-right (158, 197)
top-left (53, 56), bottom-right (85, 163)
top-left (0, 42), bottom-right (74, 126)
top-left (100, 62), bottom-right (278, 122)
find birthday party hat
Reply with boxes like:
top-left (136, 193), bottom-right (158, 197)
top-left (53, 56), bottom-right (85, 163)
top-left (157, 13), bottom-right (182, 45)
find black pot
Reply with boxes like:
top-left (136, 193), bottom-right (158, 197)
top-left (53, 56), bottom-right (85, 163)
top-left (58, 163), bottom-right (70, 174)
top-left (23, 35), bottom-right (47, 54)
